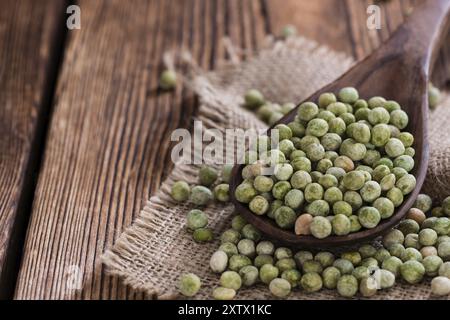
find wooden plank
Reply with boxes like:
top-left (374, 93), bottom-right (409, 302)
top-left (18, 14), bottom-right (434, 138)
top-left (265, 0), bottom-right (450, 85)
top-left (265, 0), bottom-right (356, 57)
top-left (0, 0), bottom-right (66, 299)
top-left (345, 0), bottom-right (450, 85)
top-left (14, 0), bottom-right (449, 300)
top-left (14, 0), bottom-right (268, 300)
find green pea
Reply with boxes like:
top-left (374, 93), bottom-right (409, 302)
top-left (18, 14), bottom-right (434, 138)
top-left (338, 87), bottom-right (359, 104)
top-left (160, 70), bottom-right (177, 90)
top-left (193, 228), bottom-right (214, 242)
top-left (274, 206), bottom-right (297, 229)
top-left (234, 183), bottom-right (257, 204)
top-left (249, 195), bottom-right (269, 215)
top-left (323, 267), bottom-right (341, 289)
top-left (187, 209), bottom-right (208, 231)
top-left (319, 92), bottom-right (337, 108)
top-left (400, 260), bottom-right (425, 284)
top-left (260, 264), bottom-right (280, 284)
top-left (281, 269), bottom-right (302, 288)
top-left (178, 273), bottom-right (201, 297)
top-left (214, 184), bottom-right (230, 202)
top-left (199, 165), bottom-right (218, 186)
top-left (298, 102), bottom-right (319, 121)
top-left (310, 216), bottom-right (332, 239)
top-left (244, 89), bottom-right (265, 109)
top-left (171, 181), bottom-right (190, 202)
top-left (358, 206), bottom-right (381, 229)
top-left (241, 224), bottom-right (261, 241)
top-left (300, 272), bottom-right (323, 292)
top-left (337, 275), bottom-right (358, 298)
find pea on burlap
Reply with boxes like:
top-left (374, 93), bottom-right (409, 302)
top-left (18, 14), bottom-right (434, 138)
top-left (102, 37), bottom-right (450, 300)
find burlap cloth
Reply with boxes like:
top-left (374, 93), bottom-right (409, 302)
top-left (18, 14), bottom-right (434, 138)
top-left (103, 37), bottom-right (450, 300)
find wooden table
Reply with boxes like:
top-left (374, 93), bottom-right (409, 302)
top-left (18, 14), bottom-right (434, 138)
top-left (0, 0), bottom-right (448, 300)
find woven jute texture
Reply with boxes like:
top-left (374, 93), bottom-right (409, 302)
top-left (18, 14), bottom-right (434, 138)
top-left (103, 37), bottom-right (450, 300)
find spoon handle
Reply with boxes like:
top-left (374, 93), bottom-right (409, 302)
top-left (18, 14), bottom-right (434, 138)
top-left (386, 0), bottom-right (450, 74)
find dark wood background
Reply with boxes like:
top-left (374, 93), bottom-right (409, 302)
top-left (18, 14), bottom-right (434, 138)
top-left (0, 0), bottom-right (448, 300)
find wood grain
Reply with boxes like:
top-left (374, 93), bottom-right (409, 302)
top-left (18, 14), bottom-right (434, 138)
top-left (0, 0), bottom-right (66, 299)
top-left (344, 0), bottom-right (450, 85)
top-left (266, 0), bottom-right (355, 56)
top-left (12, 0), bottom-right (450, 299)
top-left (267, 0), bottom-right (449, 86)
top-left (13, 0), bottom-right (269, 300)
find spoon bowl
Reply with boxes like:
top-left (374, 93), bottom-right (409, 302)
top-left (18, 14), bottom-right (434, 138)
top-left (230, 0), bottom-right (450, 247)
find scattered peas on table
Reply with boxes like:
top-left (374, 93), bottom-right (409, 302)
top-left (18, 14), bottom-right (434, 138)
top-left (174, 165), bottom-right (450, 299)
top-left (202, 193), bottom-right (450, 299)
top-left (159, 69), bottom-right (177, 90)
top-left (170, 85), bottom-right (450, 299)
top-left (280, 25), bottom-right (298, 39)
top-left (428, 82), bottom-right (441, 110)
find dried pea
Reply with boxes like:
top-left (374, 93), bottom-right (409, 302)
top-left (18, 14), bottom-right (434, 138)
top-left (337, 275), bottom-right (358, 298)
top-left (431, 276), bottom-right (450, 296)
top-left (214, 183), bottom-right (230, 202)
top-left (159, 70), bottom-right (177, 90)
top-left (220, 271), bottom-right (242, 290)
top-left (254, 255), bottom-right (274, 268)
top-left (229, 254), bottom-right (252, 272)
top-left (400, 260), bottom-right (425, 284)
top-left (241, 224), bottom-right (262, 242)
top-left (171, 181), bottom-right (190, 202)
top-left (178, 273), bottom-right (201, 297)
top-left (423, 255), bottom-right (443, 277)
top-left (300, 272), bottom-right (323, 293)
top-left (281, 269), bottom-right (302, 288)
top-left (193, 228), bottom-right (213, 242)
top-left (322, 266), bottom-right (341, 289)
top-left (244, 89), bottom-right (265, 109)
top-left (186, 209), bottom-right (208, 231)
top-left (315, 252), bottom-right (335, 268)
top-left (213, 287), bottom-right (236, 300)
top-left (239, 266), bottom-right (259, 286)
top-left (260, 264), bottom-right (280, 284)
top-left (269, 278), bottom-right (291, 298)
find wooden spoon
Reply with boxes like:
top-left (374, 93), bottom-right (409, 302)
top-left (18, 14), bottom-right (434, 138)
top-left (230, 0), bottom-right (450, 248)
